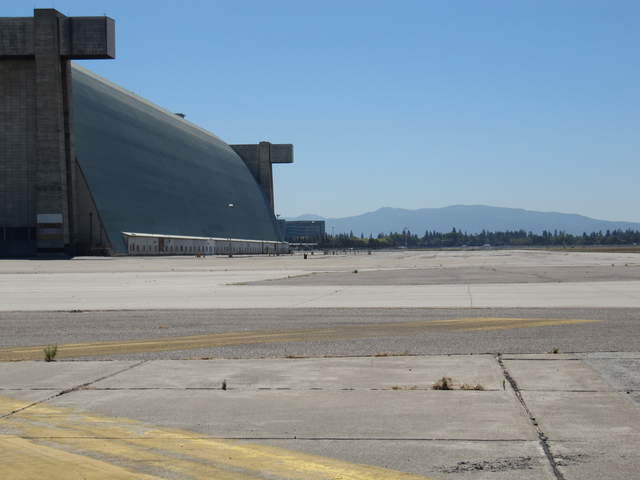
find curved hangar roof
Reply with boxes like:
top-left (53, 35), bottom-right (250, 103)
top-left (71, 65), bottom-right (280, 253)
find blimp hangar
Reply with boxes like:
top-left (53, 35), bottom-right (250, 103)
top-left (0, 9), bottom-right (292, 257)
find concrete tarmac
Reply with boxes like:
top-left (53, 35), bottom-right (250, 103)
top-left (2, 275), bottom-right (640, 310)
top-left (2, 250), bottom-right (640, 478)
top-left (252, 264), bottom-right (640, 285)
top-left (1, 354), bottom-right (639, 479)
top-left (1, 250), bottom-right (640, 311)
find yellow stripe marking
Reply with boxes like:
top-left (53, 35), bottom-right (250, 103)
top-left (0, 436), bottom-right (162, 479)
top-left (0, 317), bottom-right (599, 361)
top-left (460, 319), bottom-right (597, 332)
top-left (0, 395), bottom-right (432, 479)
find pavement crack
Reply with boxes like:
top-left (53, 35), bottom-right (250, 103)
top-left (504, 358), bottom-right (582, 361)
top-left (9, 435), bottom-right (536, 441)
top-left (69, 360), bottom-right (148, 392)
top-left (293, 288), bottom-right (343, 307)
top-left (0, 398), bottom-right (50, 421)
top-left (0, 360), bottom-right (147, 421)
top-left (496, 354), bottom-right (566, 480)
top-left (466, 284), bottom-right (474, 307)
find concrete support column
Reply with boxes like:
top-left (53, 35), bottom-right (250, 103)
top-left (257, 141), bottom-right (275, 212)
top-left (230, 142), bottom-right (293, 216)
top-left (33, 9), bottom-right (71, 251)
top-left (0, 8), bottom-right (114, 255)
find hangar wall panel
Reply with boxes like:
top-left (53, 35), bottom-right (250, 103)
top-left (74, 161), bottom-right (110, 255)
top-left (71, 65), bottom-right (280, 254)
top-left (0, 59), bottom-right (37, 256)
top-left (0, 59), bottom-right (36, 228)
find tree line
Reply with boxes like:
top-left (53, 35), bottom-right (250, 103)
top-left (310, 228), bottom-right (640, 249)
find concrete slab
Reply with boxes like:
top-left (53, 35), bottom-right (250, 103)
top-left (467, 281), bottom-right (640, 309)
top-left (2, 250), bottom-right (639, 275)
top-left (92, 356), bottom-right (504, 390)
top-left (583, 356), bottom-right (640, 407)
top-left (2, 353), bottom-right (638, 478)
top-left (579, 352), bottom-right (640, 359)
top-left (0, 391), bottom-right (57, 416)
top-left (298, 282), bottom-right (640, 309)
top-left (0, 270), bottom-right (317, 311)
top-left (502, 359), bottom-right (612, 391)
top-left (583, 357), bottom-right (640, 391)
top-left (1, 249), bottom-right (640, 311)
top-left (254, 265), bottom-right (640, 286)
top-left (251, 439), bottom-right (552, 479)
top-left (42, 389), bottom-right (536, 440)
top-left (0, 387), bottom-right (549, 480)
top-left (0, 361), bottom-right (137, 390)
top-left (549, 440), bottom-right (640, 480)
top-left (521, 391), bottom-right (640, 440)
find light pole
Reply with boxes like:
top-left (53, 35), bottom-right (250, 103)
top-left (227, 203), bottom-right (235, 257)
top-left (275, 213), bottom-right (283, 243)
top-left (331, 226), bottom-right (335, 252)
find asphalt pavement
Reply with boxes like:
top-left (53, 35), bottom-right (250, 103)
top-left (0, 307), bottom-right (639, 360)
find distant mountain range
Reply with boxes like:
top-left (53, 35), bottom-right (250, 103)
top-left (286, 205), bottom-right (640, 236)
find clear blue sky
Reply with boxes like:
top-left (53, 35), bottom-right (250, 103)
top-left (9, 1), bottom-right (640, 221)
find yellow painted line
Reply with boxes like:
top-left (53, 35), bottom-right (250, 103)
top-left (0, 395), bottom-right (432, 479)
top-left (0, 396), bottom-right (35, 416)
top-left (0, 436), bottom-right (162, 480)
top-left (0, 317), bottom-right (600, 361)
top-left (460, 319), bottom-right (598, 332)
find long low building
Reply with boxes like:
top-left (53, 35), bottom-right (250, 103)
top-left (123, 232), bottom-right (288, 256)
top-left (0, 8), bottom-right (292, 256)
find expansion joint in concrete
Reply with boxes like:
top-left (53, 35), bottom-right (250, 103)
top-left (496, 353), bottom-right (566, 480)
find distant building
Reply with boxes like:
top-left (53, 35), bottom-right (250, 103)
top-left (277, 220), bottom-right (287, 241)
top-left (280, 221), bottom-right (326, 242)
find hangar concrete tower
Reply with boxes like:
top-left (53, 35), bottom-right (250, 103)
top-left (0, 9), bottom-right (292, 256)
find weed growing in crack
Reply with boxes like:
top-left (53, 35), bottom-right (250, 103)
top-left (433, 377), bottom-right (485, 391)
top-left (460, 383), bottom-right (485, 391)
top-left (373, 351), bottom-right (410, 357)
top-left (43, 345), bottom-right (58, 362)
top-left (432, 377), bottom-right (453, 390)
